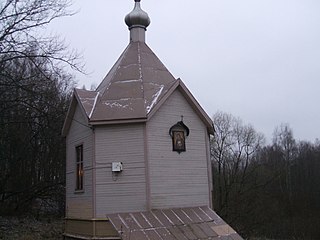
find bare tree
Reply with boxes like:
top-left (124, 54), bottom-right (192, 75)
top-left (211, 114), bottom-right (320, 238)
top-left (0, 0), bottom-right (82, 75)
top-left (0, 0), bottom-right (80, 215)
top-left (272, 124), bottom-right (297, 201)
top-left (211, 111), bottom-right (265, 233)
top-left (0, 54), bottom-right (75, 214)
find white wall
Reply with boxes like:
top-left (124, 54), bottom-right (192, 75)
top-left (147, 89), bottom-right (211, 209)
top-left (94, 123), bottom-right (147, 216)
top-left (66, 89), bottom-right (212, 219)
top-left (66, 104), bottom-right (94, 219)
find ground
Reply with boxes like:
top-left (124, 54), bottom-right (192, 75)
top-left (0, 216), bottom-right (63, 240)
top-left (0, 216), bottom-right (277, 240)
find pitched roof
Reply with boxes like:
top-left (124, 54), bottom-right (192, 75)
top-left (107, 206), bottom-right (243, 240)
top-left (66, 41), bottom-right (213, 133)
top-left (74, 88), bottom-right (99, 118)
top-left (61, 0), bottom-right (214, 135)
top-left (89, 41), bottom-right (177, 122)
top-left (61, 41), bottom-right (214, 136)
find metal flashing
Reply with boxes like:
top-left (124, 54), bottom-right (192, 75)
top-left (107, 206), bottom-right (243, 240)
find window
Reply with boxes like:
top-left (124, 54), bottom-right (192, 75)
top-left (172, 130), bottom-right (186, 152)
top-left (169, 120), bottom-right (190, 154)
top-left (75, 145), bottom-right (84, 191)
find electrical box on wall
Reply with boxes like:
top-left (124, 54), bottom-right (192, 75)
top-left (112, 162), bottom-right (123, 172)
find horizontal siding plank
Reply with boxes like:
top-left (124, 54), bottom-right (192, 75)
top-left (66, 198), bottom-right (93, 219)
top-left (66, 105), bottom-right (93, 219)
top-left (147, 90), bottom-right (210, 209)
top-left (95, 123), bottom-right (147, 215)
top-left (152, 194), bottom-right (209, 209)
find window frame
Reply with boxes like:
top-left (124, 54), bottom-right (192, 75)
top-left (169, 121), bottom-right (190, 154)
top-left (172, 130), bottom-right (186, 153)
top-left (75, 144), bottom-right (84, 192)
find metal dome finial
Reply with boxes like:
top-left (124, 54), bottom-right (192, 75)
top-left (125, 0), bottom-right (150, 30)
top-left (125, 0), bottom-right (150, 42)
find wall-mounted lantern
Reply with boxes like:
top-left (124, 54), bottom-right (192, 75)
top-left (169, 119), bottom-right (190, 153)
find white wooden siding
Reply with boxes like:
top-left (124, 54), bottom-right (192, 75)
top-left (94, 124), bottom-right (147, 216)
top-left (147, 89), bottom-right (210, 209)
top-left (65, 104), bottom-right (94, 219)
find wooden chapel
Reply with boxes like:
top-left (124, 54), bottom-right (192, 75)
top-left (62, 1), bottom-right (243, 239)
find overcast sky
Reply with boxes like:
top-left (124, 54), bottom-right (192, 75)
top-left (49, 0), bottom-right (320, 142)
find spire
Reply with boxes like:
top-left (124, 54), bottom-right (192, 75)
top-left (125, 0), bottom-right (151, 42)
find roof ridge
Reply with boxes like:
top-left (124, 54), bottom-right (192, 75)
top-left (137, 42), bottom-right (146, 109)
top-left (88, 41), bottom-right (178, 122)
top-left (96, 44), bottom-right (131, 94)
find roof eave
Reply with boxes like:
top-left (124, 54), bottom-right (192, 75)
top-left (177, 79), bottom-right (214, 134)
top-left (89, 117), bottom-right (147, 126)
top-left (61, 93), bottom-right (77, 137)
top-left (61, 89), bottom-right (91, 137)
top-left (147, 80), bottom-right (180, 120)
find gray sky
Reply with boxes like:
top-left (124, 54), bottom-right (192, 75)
top-left (49, 0), bottom-right (320, 142)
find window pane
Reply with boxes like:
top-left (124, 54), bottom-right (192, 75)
top-left (75, 145), bottom-right (83, 190)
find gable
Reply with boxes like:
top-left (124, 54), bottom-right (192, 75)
top-left (148, 79), bottom-right (214, 134)
top-left (146, 88), bottom-right (211, 209)
top-left (62, 90), bottom-right (91, 137)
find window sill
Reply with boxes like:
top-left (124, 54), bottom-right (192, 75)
top-left (74, 189), bottom-right (84, 194)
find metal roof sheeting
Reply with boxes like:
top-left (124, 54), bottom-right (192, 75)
top-left (72, 41), bottom-right (214, 133)
top-left (89, 42), bottom-right (177, 122)
top-left (107, 206), bottom-right (243, 240)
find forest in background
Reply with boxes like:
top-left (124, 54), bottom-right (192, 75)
top-left (0, 1), bottom-right (319, 239)
top-left (211, 112), bottom-right (320, 239)
top-left (0, 0), bottom-right (79, 216)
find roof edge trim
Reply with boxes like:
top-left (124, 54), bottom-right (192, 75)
top-left (96, 44), bottom-right (131, 92)
top-left (177, 79), bottom-right (214, 134)
top-left (61, 92), bottom-right (77, 137)
top-left (89, 118), bottom-right (147, 126)
top-left (61, 89), bottom-right (91, 137)
top-left (147, 79), bottom-right (214, 134)
top-left (147, 80), bottom-right (180, 119)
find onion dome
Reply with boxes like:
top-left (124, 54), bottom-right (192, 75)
top-left (125, 0), bottom-right (151, 30)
